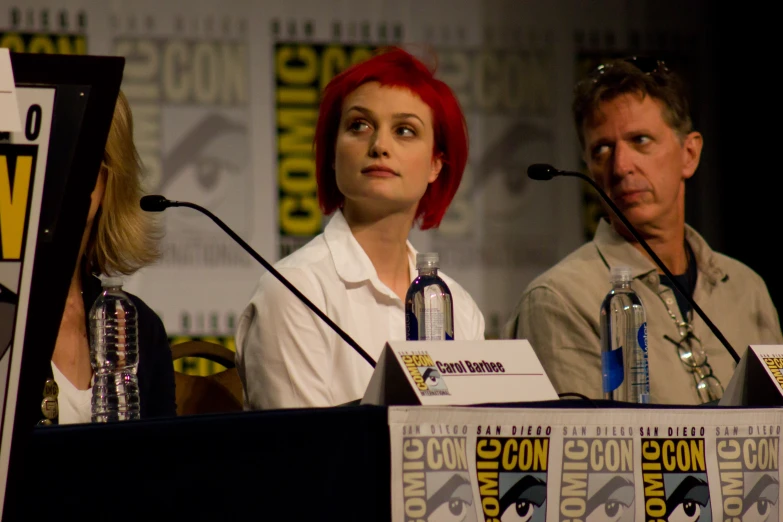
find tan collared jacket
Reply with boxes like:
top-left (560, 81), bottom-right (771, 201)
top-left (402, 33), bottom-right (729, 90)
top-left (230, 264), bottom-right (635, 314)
top-left (505, 220), bottom-right (783, 405)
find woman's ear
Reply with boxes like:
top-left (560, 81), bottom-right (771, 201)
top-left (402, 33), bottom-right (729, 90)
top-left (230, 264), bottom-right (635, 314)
top-left (429, 152), bottom-right (443, 184)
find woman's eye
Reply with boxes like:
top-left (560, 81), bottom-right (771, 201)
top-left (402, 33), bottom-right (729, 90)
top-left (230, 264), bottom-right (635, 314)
top-left (349, 121), bottom-right (369, 132)
top-left (397, 126), bottom-right (415, 137)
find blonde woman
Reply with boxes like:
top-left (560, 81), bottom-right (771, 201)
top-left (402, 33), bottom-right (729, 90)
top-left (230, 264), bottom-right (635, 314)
top-left (50, 92), bottom-right (175, 424)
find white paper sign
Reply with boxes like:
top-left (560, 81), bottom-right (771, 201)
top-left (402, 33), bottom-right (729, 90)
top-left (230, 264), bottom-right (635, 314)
top-left (720, 345), bottom-right (783, 406)
top-left (388, 405), bottom-right (783, 522)
top-left (361, 340), bottom-right (558, 406)
top-left (0, 49), bottom-right (22, 133)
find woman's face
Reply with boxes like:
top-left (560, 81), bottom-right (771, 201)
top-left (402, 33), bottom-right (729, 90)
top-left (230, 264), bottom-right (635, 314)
top-left (334, 82), bottom-right (442, 217)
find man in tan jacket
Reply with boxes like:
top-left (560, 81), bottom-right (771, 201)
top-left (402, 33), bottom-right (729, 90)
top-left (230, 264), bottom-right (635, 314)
top-left (505, 58), bottom-right (783, 405)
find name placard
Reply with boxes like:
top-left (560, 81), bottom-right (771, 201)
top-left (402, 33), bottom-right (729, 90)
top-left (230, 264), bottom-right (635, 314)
top-left (720, 345), bottom-right (783, 406)
top-left (361, 340), bottom-right (558, 406)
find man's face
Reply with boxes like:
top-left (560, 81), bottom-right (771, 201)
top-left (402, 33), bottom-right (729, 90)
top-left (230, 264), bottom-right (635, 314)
top-left (582, 93), bottom-right (702, 234)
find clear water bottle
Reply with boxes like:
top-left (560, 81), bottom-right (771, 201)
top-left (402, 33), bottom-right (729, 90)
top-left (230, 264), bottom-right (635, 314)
top-left (89, 276), bottom-right (140, 422)
top-left (405, 253), bottom-right (454, 340)
top-left (600, 266), bottom-right (650, 403)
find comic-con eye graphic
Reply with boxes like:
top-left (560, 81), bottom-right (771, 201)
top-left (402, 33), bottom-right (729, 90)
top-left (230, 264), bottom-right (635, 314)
top-left (426, 473), bottom-right (476, 522)
top-left (422, 368), bottom-right (446, 390)
top-left (742, 474), bottom-right (779, 522)
top-left (585, 476), bottom-right (635, 522)
top-left (666, 476), bottom-right (710, 522)
top-left (160, 113), bottom-right (249, 233)
top-left (0, 283), bottom-right (19, 360)
top-left (499, 475), bottom-right (546, 522)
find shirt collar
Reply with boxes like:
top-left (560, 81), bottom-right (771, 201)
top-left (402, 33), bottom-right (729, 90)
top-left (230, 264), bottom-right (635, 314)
top-left (324, 210), bottom-right (418, 288)
top-left (594, 219), bottom-right (726, 285)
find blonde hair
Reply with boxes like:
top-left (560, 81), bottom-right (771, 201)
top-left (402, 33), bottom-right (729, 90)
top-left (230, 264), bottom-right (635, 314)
top-left (85, 91), bottom-right (162, 275)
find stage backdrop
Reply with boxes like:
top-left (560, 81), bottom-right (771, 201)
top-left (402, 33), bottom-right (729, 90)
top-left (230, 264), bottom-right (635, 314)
top-left (0, 0), bottom-right (715, 377)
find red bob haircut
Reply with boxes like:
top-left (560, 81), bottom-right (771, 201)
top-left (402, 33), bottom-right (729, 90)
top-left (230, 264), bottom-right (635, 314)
top-left (314, 47), bottom-right (468, 230)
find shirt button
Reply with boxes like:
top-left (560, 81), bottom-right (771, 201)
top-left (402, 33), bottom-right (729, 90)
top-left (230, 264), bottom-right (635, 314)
top-left (648, 275), bottom-right (658, 284)
top-left (666, 298), bottom-right (674, 304)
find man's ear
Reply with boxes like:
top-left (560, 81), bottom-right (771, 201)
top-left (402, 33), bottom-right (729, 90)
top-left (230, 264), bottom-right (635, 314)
top-left (682, 131), bottom-right (703, 180)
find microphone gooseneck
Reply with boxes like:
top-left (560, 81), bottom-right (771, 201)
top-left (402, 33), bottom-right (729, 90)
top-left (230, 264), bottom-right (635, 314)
top-left (528, 164), bottom-right (740, 363)
top-left (140, 195), bottom-right (376, 368)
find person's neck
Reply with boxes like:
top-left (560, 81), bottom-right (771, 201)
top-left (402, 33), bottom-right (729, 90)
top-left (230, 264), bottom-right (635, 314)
top-left (613, 218), bottom-right (688, 276)
top-left (64, 258), bottom-right (85, 313)
top-left (342, 205), bottom-right (415, 299)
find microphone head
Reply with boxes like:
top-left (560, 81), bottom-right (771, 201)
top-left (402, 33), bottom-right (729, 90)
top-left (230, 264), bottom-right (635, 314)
top-left (527, 164), bottom-right (559, 181)
top-left (140, 195), bottom-right (171, 212)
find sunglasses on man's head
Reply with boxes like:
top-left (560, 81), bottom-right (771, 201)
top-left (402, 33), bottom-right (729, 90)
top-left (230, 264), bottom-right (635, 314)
top-left (578, 56), bottom-right (670, 89)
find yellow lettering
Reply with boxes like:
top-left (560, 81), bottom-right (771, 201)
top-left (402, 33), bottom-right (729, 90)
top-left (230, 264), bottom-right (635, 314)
top-left (0, 33), bottom-right (25, 52)
top-left (427, 438), bottom-right (442, 470)
top-left (689, 439), bottom-right (705, 471)
top-left (277, 109), bottom-right (317, 154)
top-left (403, 438), bottom-right (423, 460)
top-left (277, 45), bottom-right (318, 84)
top-left (279, 197), bottom-right (320, 236)
top-left (501, 439), bottom-right (517, 470)
top-left (477, 439), bottom-right (501, 460)
top-left (0, 155), bottom-right (33, 259)
top-left (534, 438), bottom-right (548, 471)
top-left (561, 473), bottom-right (587, 497)
top-left (478, 472), bottom-right (498, 497)
top-left (662, 440), bottom-right (676, 471)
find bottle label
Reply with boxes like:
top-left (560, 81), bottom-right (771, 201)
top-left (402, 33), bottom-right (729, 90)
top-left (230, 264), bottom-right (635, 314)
top-left (637, 322), bottom-right (648, 352)
top-left (423, 309), bottom-right (444, 340)
top-left (602, 346), bottom-right (624, 393)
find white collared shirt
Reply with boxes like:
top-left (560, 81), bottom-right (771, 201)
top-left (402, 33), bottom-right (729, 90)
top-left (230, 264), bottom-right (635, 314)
top-left (236, 211), bottom-right (485, 409)
top-left (51, 362), bottom-right (92, 425)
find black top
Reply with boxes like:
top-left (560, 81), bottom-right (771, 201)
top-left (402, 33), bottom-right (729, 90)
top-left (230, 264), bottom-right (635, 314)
top-left (81, 273), bottom-right (177, 418)
top-left (658, 242), bottom-right (698, 320)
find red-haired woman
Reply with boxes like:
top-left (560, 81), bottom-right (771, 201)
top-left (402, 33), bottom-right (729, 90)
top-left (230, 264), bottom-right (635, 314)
top-left (236, 47), bottom-right (485, 409)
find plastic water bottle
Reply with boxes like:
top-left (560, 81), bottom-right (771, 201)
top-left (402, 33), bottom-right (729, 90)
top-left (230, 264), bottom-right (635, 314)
top-left (600, 266), bottom-right (650, 403)
top-left (405, 253), bottom-right (454, 341)
top-left (89, 276), bottom-right (140, 422)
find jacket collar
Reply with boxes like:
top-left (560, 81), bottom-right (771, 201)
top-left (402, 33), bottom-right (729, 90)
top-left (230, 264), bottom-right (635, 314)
top-left (593, 219), bottom-right (726, 285)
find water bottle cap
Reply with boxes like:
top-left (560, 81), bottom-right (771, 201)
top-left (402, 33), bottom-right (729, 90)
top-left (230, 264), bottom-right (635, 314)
top-left (610, 266), bottom-right (632, 284)
top-left (100, 275), bottom-right (124, 288)
top-left (416, 252), bottom-right (439, 270)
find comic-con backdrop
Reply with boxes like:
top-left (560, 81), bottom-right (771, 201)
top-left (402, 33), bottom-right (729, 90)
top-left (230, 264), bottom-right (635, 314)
top-left (1, 0), bottom-right (720, 376)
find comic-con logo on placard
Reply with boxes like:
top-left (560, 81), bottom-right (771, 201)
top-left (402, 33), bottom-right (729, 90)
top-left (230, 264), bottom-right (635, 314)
top-left (641, 435), bottom-right (712, 521)
top-left (274, 42), bottom-right (372, 258)
top-left (401, 427), bottom-right (476, 522)
top-left (475, 425), bottom-right (551, 522)
top-left (716, 425), bottom-right (780, 522)
top-left (560, 429), bottom-right (635, 522)
top-left (401, 352), bottom-right (450, 396)
top-left (760, 355), bottom-right (783, 392)
top-left (114, 21), bottom-right (251, 267)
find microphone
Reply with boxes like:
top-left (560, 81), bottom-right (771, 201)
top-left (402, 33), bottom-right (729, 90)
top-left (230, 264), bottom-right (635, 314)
top-left (139, 195), bottom-right (376, 368)
top-left (527, 164), bottom-right (740, 363)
